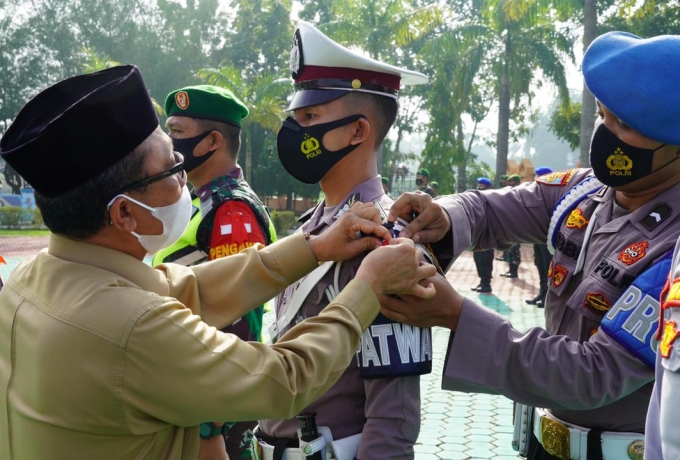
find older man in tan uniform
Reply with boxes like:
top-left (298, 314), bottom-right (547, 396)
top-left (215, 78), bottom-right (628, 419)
top-left (0, 65), bottom-right (435, 460)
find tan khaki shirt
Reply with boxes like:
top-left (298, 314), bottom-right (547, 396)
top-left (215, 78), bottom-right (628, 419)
top-left (0, 233), bottom-right (379, 459)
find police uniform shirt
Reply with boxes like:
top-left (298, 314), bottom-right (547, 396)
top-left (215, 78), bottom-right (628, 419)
top-left (433, 168), bottom-right (680, 432)
top-left (259, 176), bottom-right (423, 459)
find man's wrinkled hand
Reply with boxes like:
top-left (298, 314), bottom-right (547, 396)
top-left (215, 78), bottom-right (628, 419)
top-left (356, 238), bottom-right (437, 299)
top-left (387, 192), bottom-right (451, 243)
top-left (307, 202), bottom-right (391, 263)
top-left (379, 274), bottom-right (464, 331)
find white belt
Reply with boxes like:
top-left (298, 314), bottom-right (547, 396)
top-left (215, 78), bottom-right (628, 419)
top-left (253, 426), bottom-right (360, 460)
top-left (532, 408), bottom-right (645, 460)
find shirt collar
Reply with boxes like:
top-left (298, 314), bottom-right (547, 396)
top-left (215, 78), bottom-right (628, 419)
top-left (47, 233), bottom-right (169, 295)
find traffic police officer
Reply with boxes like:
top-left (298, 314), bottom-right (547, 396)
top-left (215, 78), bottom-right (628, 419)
top-left (255, 21), bottom-right (433, 460)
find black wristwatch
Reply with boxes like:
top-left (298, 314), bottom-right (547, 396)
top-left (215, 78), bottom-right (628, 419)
top-left (199, 422), bottom-right (231, 440)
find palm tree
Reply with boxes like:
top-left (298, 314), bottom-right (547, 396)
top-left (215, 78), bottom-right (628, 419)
top-left (196, 66), bottom-right (290, 184)
top-left (579, 0), bottom-right (597, 167)
top-left (419, 24), bottom-right (493, 193)
top-left (481, 0), bottom-right (574, 185)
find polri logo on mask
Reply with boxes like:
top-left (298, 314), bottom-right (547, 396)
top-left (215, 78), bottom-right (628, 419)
top-left (590, 123), bottom-right (671, 187)
top-left (301, 134), bottom-right (322, 159)
top-left (605, 147), bottom-right (633, 176)
top-left (277, 114), bottom-right (365, 184)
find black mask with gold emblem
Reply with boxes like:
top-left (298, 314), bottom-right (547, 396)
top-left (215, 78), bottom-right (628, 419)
top-left (277, 114), bottom-right (365, 184)
top-left (589, 123), bottom-right (674, 187)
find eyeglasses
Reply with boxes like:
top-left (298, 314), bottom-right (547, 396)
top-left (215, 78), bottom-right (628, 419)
top-left (111, 152), bottom-right (186, 197)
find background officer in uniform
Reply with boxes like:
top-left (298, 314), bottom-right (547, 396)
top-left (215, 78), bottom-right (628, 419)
top-left (384, 31), bottom-right (680, 460)
top-left (157, 85), bottom-right (276, 459)
top-left (257, 21), bottom-right (430, 460)
top-left (500, 174), bottom-right (522, 278)
top-left (429, 181), bottom-right (439, 198)
top-left (415, 167), bottom-right (435, 197)
top-left (0, 65), bottom-right (436, 460)
top-left (471, 177), bottom-right (494, 293)
top-left (526, 166), bottom-right (554, 308)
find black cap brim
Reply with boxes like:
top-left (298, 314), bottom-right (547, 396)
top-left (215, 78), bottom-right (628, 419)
top-left (286, 89), bottom-right (348, 111)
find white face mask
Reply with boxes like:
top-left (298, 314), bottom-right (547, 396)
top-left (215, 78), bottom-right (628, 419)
top-left (107, 186), bottom-right (193, 255)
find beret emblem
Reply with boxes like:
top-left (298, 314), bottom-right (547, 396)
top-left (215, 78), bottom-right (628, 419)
top-left (175, 91), bottom-right (190, 110)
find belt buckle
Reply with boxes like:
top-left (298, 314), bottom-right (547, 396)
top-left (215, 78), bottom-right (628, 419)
top-left (540, 416), bottom-right (570, 460)
top-left (627, 440), bottom-right (644, 460)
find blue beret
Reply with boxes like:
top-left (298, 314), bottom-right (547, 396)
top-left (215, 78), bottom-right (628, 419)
top-left (535, 166), bottom-right (553, 176)
top-left (583, 32), bottom-right (680, 145)
top-left (477, 177), bottom-right (492, 187)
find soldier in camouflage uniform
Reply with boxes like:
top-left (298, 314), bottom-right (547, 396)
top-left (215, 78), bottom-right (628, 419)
top-left (157, 85), bottom-right (277, 460)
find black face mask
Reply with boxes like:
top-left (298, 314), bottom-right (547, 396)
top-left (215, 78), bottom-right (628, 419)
top-left (589, 123), bottom-right (674, 187)
top-left (415, 178), bottom-right (423, 186)
top-left (277, 115), bottom-right (365, 184)
top-left (172, 131), bottom-right (216, 173)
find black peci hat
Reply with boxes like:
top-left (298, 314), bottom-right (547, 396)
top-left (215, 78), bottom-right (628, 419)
top-left (0, 65), bottom-right (159, 197)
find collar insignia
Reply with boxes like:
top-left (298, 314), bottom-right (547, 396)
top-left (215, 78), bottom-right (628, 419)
top-left (640, 204), bottom-right (671, 231)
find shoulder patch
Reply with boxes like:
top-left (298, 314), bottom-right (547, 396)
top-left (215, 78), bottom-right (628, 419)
top-left (565, 208), bottom-right (589, 230)
top-left (537, 169), bottom-right (576, 186)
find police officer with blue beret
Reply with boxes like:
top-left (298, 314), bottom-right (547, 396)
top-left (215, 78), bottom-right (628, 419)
top-left (384, 31), bottom-right (680, 460)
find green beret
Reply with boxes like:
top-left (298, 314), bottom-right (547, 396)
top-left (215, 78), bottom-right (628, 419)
top-left (165, 85), bottom-right (249, 127)
top-left (381, 177), bottom-right (389, 184)
top-left (500, 174), bottom-right (509, 180)
top-left (418, 168), bottom-right (429, 177)
top-left (429, 181), bottom-right (438, 187)
top-left (508, 174), bottom-right (521, 181)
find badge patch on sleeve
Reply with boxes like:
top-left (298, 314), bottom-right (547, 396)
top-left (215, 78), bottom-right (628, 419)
top-left (618, 241), bottom-right (649, 266)
top-left (552, 265), bottom-right (568, 287)
top-left (537, 169), bottom-right (575, 186)
top-left (584, 292), bottom-right (612, 315)
top-left (565, 208), bottom-right (589, 230)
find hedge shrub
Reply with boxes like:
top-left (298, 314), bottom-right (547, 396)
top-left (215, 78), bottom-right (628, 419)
top-left (0, 206), bottom-right (44, 229)
top-left (270, 210), bottom-right (298, 236)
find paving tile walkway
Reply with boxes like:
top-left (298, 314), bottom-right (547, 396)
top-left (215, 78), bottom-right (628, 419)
top-left (0, 236), bottom-right (545, 459)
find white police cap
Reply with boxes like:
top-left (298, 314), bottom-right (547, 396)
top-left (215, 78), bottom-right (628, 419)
top-left (288, 21), bottom-right (428, 110)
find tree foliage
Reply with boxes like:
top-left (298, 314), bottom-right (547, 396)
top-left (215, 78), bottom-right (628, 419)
top-left (3, 0), bottom-right (680, 203)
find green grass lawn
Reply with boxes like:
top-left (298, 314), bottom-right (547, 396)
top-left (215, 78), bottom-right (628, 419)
top-left (0, 229), bottom-right (50, 237)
